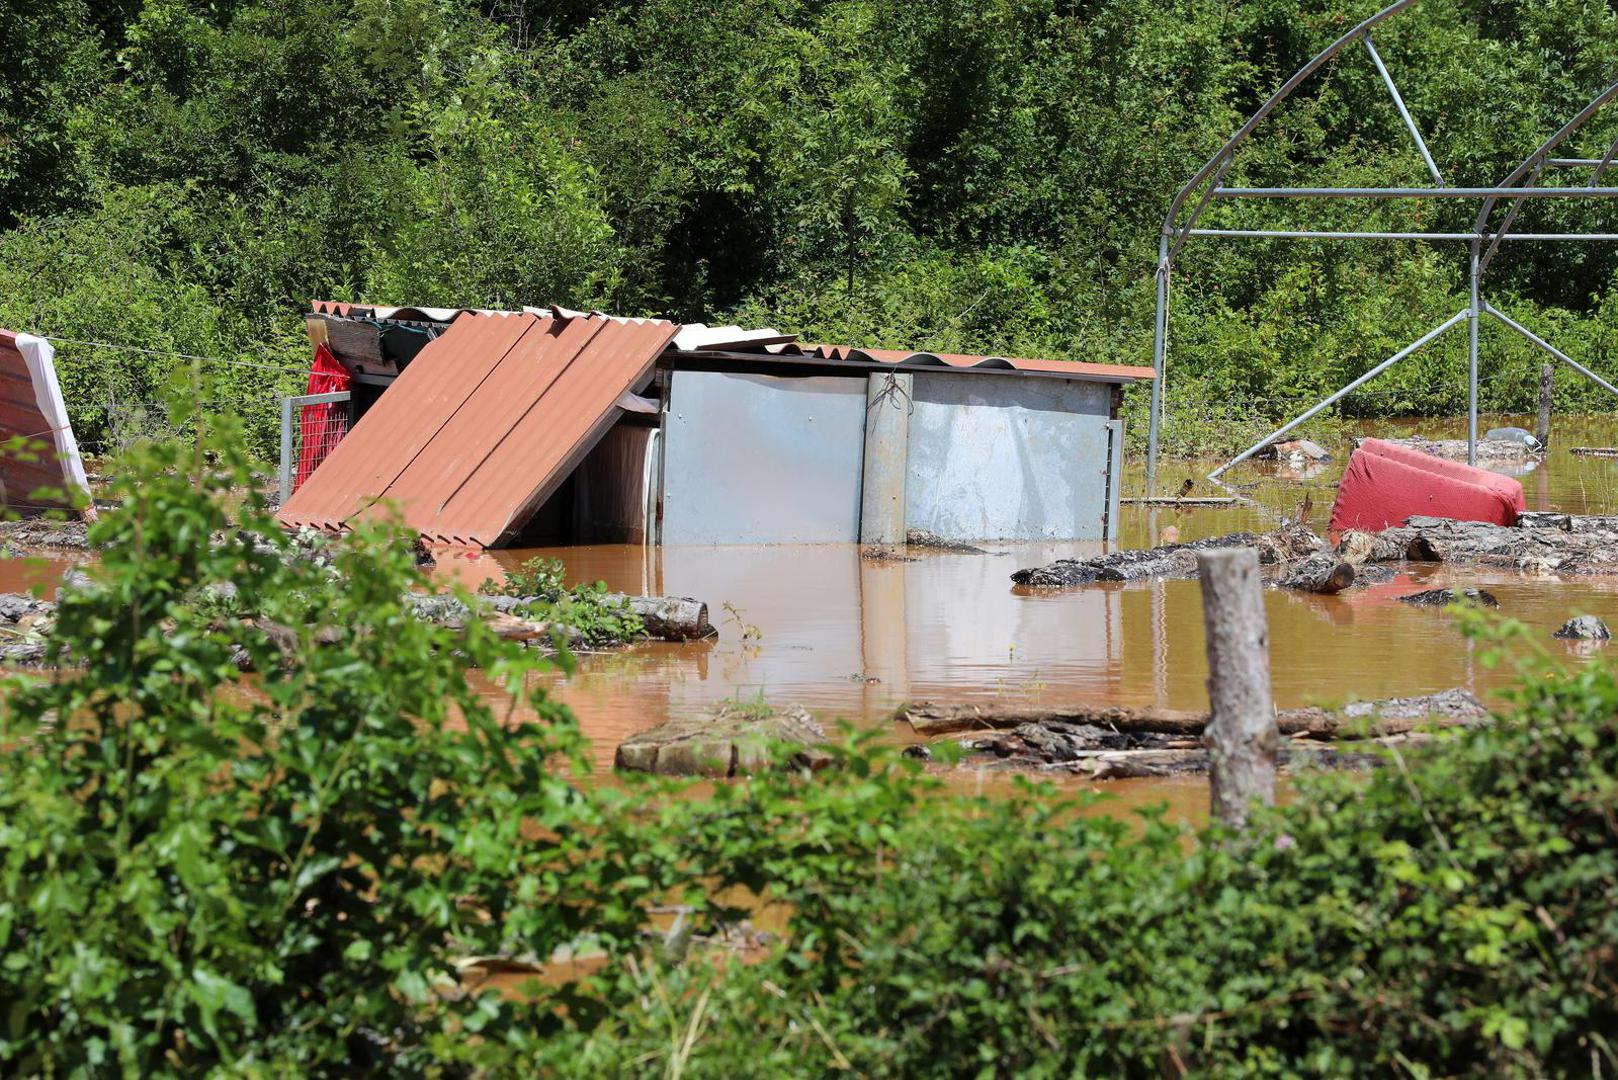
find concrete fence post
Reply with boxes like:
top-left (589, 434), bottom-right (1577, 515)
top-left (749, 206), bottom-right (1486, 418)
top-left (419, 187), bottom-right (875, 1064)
top-left (859, 371), bottom-right (911, 545)
top-left (1196, 547), bottom-right (1279, 830)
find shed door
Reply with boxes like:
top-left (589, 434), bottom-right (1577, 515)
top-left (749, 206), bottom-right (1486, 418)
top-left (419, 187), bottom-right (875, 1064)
top-left (660, 370), bottom-right (867, 545)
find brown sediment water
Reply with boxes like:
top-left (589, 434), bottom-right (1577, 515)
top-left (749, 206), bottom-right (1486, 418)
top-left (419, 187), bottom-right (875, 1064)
top-left (436, 414), bottom-right (1618, 821)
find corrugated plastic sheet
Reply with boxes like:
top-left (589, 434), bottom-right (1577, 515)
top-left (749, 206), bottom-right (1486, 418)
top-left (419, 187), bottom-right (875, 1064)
top-left (277, 312), bottom-right (677, 547)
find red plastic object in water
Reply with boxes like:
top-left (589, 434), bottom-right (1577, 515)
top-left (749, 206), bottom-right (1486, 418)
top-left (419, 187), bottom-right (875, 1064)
top-left (295, 343), bottom-right (352, 491)
top-left (1329, 439), bottom-right (1523, 533)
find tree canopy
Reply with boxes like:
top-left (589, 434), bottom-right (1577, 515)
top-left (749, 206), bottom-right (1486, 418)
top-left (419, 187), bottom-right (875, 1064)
top-left (6, 0), bottom-right (1618, 452)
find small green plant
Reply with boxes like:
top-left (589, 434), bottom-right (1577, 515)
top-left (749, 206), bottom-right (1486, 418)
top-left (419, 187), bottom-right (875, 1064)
top-left (716, 689), bottom-right (775, 720)
top-left (480, 555), bottom-right (567, 600)
top-left (721, 600), bottom-right (762, 642)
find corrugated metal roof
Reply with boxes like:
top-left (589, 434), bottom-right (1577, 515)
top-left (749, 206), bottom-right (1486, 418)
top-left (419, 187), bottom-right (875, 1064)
top-left (278, 312), bottom-right (677, 547)
top-left (782, 344), bottom-right (1156, 382)
top-left (0, 330), bottom-right (90, 513)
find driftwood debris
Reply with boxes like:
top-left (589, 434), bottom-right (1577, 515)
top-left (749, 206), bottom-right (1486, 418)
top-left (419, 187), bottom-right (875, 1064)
top-left (1355, 435), bottom-right (1540, 464)
top-left (1278, 551), bottom-right (1355, 594)
top-left (1569, 447), bottom-right (1618, 458)
top-left (905, 529), bottom-right (997, 554)
top-left (917, 689), bottom-right (1487, 776)
top-left (898, 688), bottom-right (1486, 741)
top-left (1339, 515), bottom-right (1618, 576)
top-left (1554, 615), bottom-right (1610, 640)
top-left (1011, 522), bottom-right (1328, 589)
top-left (1397, 587), bottom-right (1500, 609)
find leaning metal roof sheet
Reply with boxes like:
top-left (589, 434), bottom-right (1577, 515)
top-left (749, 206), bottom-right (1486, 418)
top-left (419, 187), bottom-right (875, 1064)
top-left (277, 311), bottom-right (677, 547)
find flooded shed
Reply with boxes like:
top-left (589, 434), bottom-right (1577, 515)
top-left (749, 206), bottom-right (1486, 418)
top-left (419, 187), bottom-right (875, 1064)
top-left (277, 305), bottom-right (1153, 547)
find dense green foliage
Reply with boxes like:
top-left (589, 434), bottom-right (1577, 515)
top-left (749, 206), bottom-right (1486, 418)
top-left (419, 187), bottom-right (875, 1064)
top-left (6, 0), bottom-right (1618, 455)
top-left (2, 418), bottom-right (1616, 1073)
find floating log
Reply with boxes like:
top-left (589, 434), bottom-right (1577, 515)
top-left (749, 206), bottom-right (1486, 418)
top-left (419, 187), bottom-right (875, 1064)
top-left (1011, 523), bottom-right (1326, 589)
top-left (1278, 552), bottom-right (1355, 595)
top-left (898, 689), bottom-right (1486, 741)
top-left (609, 594), bottom-right (717, 641)
top-left (1569, 446), bottom-right (1618, 458)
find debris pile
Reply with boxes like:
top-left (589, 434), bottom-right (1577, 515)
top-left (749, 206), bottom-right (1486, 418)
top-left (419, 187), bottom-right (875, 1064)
top-left (898, 690), bottom-right (1488, 777)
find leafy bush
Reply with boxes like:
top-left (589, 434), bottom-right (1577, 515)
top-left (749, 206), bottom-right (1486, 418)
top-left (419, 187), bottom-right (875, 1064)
top-left (0, 403), bottom-right (657, 1073)
top-left (3, 419), bottom-right (1616, 1074)
top-left (534, 621), bottom-right (1618, 1076)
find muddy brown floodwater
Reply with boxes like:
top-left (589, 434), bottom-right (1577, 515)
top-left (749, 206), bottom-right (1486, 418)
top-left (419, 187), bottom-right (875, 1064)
top-left (423, 414), bottom-right (1618, 825)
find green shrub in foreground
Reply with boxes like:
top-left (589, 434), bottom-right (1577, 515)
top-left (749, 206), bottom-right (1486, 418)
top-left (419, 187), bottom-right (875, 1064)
top-left (543, 624), bottom-right (1618, 1077)
top-left (1, 417), bottom-right (1615, 1076)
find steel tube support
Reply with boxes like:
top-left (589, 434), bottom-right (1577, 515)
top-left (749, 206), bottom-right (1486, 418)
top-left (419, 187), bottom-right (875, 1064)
top-left (1208, 308), bottom-right (1470, 480)
top-left (1486, 303), bottom-right (1618, 399)
top-left (1214, 186), bottom-right (1618, 199)
top-left (1189, 228), bottom-right (1618, 241)
top-left (279, 396), bottom-right (295, 505)
top-left (1479, 160), bottom-right (1545, 273)
top-left (1146, 234), bottom-right (1170, 492)
top-left (1168, 156), bottom-right (1234, 262)
top-left (1363, 32), bottom-right (1444, 186)
top-left (1592, 137), bottom-right (1618, 187)
top-left (1468, 246), bottom-right (1480, 465)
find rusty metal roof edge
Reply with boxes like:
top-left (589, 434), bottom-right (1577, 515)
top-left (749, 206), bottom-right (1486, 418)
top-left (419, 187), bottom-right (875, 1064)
top-left (663, 348), bottom-right (1155, 384)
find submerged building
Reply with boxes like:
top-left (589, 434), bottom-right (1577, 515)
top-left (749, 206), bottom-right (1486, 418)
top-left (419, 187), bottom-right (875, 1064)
top-left (276, 304), bottom-right (1153, 548)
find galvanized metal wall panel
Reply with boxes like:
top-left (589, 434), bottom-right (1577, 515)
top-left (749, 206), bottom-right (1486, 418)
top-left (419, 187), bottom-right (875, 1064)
top-left (906, 373), bottom-right (1114, 541)
top-left (660, 371), bottom-right (866, 545)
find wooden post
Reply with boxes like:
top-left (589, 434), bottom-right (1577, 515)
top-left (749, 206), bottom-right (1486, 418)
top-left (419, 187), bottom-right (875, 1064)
top-left (1196, 548), bottom-right (1279, 830)
top-left (1536, 362), bottom-right (1553, 448)
top-left (859, 371), bottom-right (911, 545)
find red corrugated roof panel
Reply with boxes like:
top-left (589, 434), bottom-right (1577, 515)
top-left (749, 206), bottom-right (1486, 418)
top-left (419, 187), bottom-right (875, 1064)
top-left (278, 312), bottom-right (676, 547)
top-left (0, 330), bottom-right (90, 514)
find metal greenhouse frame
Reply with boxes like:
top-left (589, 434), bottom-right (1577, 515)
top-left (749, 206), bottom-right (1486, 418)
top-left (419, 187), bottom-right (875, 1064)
top-left (1145, 0), bottom-right (1618, 489)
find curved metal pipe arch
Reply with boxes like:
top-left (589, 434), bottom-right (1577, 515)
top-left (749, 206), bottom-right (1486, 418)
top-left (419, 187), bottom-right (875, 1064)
top-left (1147, 0), bottom-right (1618, 489)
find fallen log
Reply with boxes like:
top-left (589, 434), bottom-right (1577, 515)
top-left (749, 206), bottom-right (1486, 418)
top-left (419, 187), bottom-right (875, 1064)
top-left (1569, 446), bottom-right (1618, 458)
top-left (1278, 552), bottom-right (1355, 595)
top-left (1011, 532), bottom-right (1259, 587)
top-left (610, 595), bottom-right (716, 641)
top-left (1011, 523), bottom-right (1327, 589)
top-left (898, 688), bottom-right (1486, 741)
top-left (615, 704), bottom-right (834, 776)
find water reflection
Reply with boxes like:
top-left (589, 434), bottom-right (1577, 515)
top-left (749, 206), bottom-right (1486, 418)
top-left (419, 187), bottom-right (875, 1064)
top-left (442, 413), bottom-right (1618, 779)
